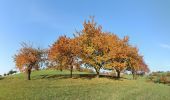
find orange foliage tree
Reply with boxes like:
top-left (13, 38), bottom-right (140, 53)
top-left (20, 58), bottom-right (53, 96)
top-left (48, 36), bottom-right (81, 78)
top-left (76, 18), bottom-right (149, 78)
top-left (14, 43), bottom-right (43, 80)
top-left (13, 17), bottom-right (149, 80)
top-left (75, 19), bottom-right (112, 78)
top-left (104, 36), bottom-right (130, 78)
top-left (48, 17), bottom-right (149, 79)
top-left (126, 47), bottom-right (149, 79)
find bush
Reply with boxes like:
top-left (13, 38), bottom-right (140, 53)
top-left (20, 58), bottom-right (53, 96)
top-left (153, 75), bottom-right (170, 84)
top-left (3, 73), bottom-right (6, 76)
top-left (147, 72), bottom-right (170, 85)
top-left (7, 70), bottom-right (17, 75)
top-left (151, 72), bottom-right (160, 77)
top-left (160, 76), bottom-right (168, 84)
top-left (166, 72), bottom-right (170, 77)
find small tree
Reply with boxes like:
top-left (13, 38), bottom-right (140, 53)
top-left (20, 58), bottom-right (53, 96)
top-left (48, 36), bottom-right (80, 78)
top-left (7, 70), bottom-right (17, 75)
top-left (125, 46), bottom-right (149, 79)
top-left (3, 73), bottom-right (6, 76)
top-left (14, 43), bottom-right (43, 80)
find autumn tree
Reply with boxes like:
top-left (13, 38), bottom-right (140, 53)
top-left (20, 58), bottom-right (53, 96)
top-left (76, 18), bottom-right (137, 78)
top-left (14, 43), bottom-right (43, 80)
top-left (75, 18), bottom-right (112, 78)
top-left (48, 17), bottom-right (149, 79)
top-left (79, 19), bottom-right (149, 79)
top-left (103, 35), bottom-right (129, 78)
top-left (48, 36), bottom-right (81, 78)
top-left (75, 21), bottom-right (103, 77)
top-left (104, 35), bottom-right (149, 79)
top-left (121, 45), bottom-right (149, 79)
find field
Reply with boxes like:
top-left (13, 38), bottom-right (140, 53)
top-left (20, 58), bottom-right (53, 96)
top-left (0, 70), bottom-right (170, 100)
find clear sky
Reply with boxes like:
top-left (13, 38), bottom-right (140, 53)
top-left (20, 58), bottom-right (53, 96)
top-left (0, 0), bottom-right (170, 75)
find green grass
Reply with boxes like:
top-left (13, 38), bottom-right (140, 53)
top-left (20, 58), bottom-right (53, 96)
top-left (0, 70), bottom-right (170, 100)
top-left (11, 70), bottom-right (91, 80)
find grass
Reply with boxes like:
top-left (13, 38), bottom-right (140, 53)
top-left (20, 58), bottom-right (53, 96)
top-left (0, 70), bottom-right (170, 100)
top-left (11, 70), bottom-right (92, 80)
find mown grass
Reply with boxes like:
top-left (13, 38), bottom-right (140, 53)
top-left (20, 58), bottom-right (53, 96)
top-left (0, 70), bottom-right (170, 100)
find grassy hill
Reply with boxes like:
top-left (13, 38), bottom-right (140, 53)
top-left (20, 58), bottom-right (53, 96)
top-left (0, 70), bottom-right (170, 100)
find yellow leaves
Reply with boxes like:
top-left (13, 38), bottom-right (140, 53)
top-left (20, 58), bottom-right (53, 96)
top-left (85, 47), bottom-right (95, 55)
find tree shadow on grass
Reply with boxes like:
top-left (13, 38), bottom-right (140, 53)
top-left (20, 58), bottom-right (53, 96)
top-left (32, 74), bottom-right (126, 81)
top-left (36, 74), bottom-right (96, 80)
top-left (0, 77), bottom-right (4, 80)
top-left (99, 74), bottom-right (125, 81)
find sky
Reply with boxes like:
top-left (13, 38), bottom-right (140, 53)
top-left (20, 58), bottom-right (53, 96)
top-left (0, 0), bottom-right (170, 75)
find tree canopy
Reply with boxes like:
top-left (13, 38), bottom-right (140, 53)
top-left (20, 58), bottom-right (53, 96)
top-left (14, 43), bottom-right (44, 80)
top-left (14, 18), bottom-right (149, 79)
top-left (48, 18), bottom-right (149, 78)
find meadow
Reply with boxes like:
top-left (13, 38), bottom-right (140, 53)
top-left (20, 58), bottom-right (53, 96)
top-left (0, 70), bottom-right (170, 100)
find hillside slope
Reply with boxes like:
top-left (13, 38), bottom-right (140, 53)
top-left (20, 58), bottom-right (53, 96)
top-left (0, 70), bottom-right (170, 100)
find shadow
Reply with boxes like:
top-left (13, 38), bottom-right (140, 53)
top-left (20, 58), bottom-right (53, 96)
top-left (0, 77), bottom-right (4, 80)
top-left (37, 74), bottom-right (96, 80)
top-left (99, 74), bottom-right (125, 81)
top-left (33, 74), bottom-right (126, 80)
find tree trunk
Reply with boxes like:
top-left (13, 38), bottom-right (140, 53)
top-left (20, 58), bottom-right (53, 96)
top-left (132, 71), bottom-right (136, 80)
top-left (116, 70), bottom-right (120, 78)
top-left (94, 67), bottom-right (100, 78)
top-left (70, 66), bottom-right (73, 78)
top-left (60, 68), bottom-right (63, 72)
top-left (96, 71), bottom-right (100, 78)
top-left (27, 69), bottom-right (31, 80)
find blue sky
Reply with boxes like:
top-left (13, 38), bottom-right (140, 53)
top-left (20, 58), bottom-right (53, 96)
top-left (0, 0), bottom-right (170, 74)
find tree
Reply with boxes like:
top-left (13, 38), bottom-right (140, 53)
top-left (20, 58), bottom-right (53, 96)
top-left (3, 73), bottom-right (6, 76)
top-left (125, 46), bottom-right (149, 79)
top-left (76, 18), bottom-right (141, 78)
top-left (14, 43), bottom-right (43, 80)
top-left (48, 17), bottom-right (150, 79)
top-left (76, 18), bottom-right (111, 78)
top-left (7, 69), bottom-right (17, 75)
top-left (48, 36), bottom-right (80, 78)
top-left (104, 35), bottom-right (130, 78)
top-left (104, 35), bottom-right (150, 79)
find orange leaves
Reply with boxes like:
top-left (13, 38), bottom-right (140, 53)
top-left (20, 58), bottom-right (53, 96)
top-left (78, 18), bottom-right (149, 75)
top-left (14, 43), bottom-right (43, 72)
top-left (46, 17), bottom-right (149, 77)
top-left (14, 17), bottom-right (149, 79)
top-left (48, 35), bottom-right (82, 77)
top-left (48, 35), bottom-right (81, 71)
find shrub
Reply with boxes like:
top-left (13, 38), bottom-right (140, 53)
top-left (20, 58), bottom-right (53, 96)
top-left (166, 72), bottom-right (170, 77)
top-left (3, 73), bottom-right (6, 76)
top-left (152, 72), bottom-right (160, 77)
top-left (147, 72), bottom-right (170, 85)
top-left (160, 75), bottom-right (169, 84)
